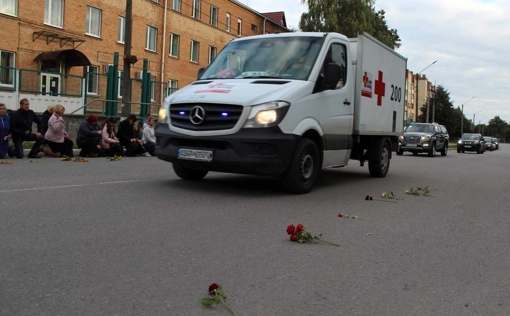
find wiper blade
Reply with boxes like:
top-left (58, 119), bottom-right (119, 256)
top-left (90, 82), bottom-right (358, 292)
top-left (242, 75), bottom-right (283, 79)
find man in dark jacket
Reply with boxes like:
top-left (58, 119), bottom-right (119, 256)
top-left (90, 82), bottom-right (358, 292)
top-left (116, 114), bottom-right (143, 157)
top-left (76, 114), bottom-right (102, 157)
top-left (10, 99), bottom-right (45, 158)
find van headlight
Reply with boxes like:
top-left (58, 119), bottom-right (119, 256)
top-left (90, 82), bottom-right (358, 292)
top-left (158, 105), bottom-right (168, 122)
top-left (243, 101), bottom-right (290, 128)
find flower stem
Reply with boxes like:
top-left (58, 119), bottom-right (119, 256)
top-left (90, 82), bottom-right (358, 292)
top-left (315, 238), bottom-right (340, 246)
top-left (221, 299), bottom-right (239, 316)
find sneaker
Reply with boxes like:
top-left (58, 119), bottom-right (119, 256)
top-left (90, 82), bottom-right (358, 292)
top-left (142, 152), bottom-right (151, 157)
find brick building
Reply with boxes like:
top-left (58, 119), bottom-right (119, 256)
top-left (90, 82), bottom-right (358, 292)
top-left (0, 0), bottom-right (288, 114)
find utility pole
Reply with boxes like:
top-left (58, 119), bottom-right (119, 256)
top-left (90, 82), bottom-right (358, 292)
top-left (432, 82), bottom-right (436, 123)
top-left (121, 0), bottom-right (133, 118)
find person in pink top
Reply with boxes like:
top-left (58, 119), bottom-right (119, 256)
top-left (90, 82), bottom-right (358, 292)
top-left (100, 117), bottom-right (123, 157)
top-left (43, 104), bottom-right (74, 157)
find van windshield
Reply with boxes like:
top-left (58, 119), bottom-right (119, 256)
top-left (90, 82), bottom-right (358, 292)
top-left (199, 36), bottom-right (324, 81)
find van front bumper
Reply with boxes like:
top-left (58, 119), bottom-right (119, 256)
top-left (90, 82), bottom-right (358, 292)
top-left (155, 124), bottom-right (299, 176)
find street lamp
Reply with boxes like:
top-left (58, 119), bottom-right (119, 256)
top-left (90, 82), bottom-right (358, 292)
top-left (460, 96), bottom-right (475, 135)
top-left (415, 60), bottom-right (438, 122)
top-left (472, 109), bottom-right (483, 132)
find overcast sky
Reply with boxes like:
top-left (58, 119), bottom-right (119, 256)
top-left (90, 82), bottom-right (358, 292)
top-left (244, 0), bottom-right (510, 125)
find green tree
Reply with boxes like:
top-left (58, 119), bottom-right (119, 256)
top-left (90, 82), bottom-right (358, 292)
top-left (299, 0), bottom-right (401, 49)
top-left (418, 86), bottom-right (466, 138)
top-left (487, 116), bottom-right (508, 138)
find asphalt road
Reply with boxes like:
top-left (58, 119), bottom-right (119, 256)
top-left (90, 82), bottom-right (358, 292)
top-left (1, 145), bottom-right (509, 316)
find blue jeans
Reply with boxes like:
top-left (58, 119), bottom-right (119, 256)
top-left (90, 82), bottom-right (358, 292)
top-left (13, 133), bottom-right (45, 158)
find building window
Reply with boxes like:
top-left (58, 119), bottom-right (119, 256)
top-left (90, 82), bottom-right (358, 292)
top-left (190, 40), bottom-right (199, 63)
top-left (210, 6), bottom-right (218, 27)
top-left (86, 65), bottom-right (99, 95)
top-left (118, 70), bottom-right (123, 98)
top-left (44, 0), bottom-right (64, 27)
top-left (169, 33), bottom-right (180, 57)
top-left (146, 26), bottom-right (157, 51)
top-left (172, 0), bottom-right (181, 12)
top-left (86, 6), bottom-right (102, 37)
top-left (150, 75), bottom-right (156, 102)
top-left (192, 0), bottom-right (200, 19)
top-left (0, 0), bottom-right (17, 16)
top-left (0, 50), bottom-right (15, 86)
top-left (237, 18), bottom-right (242, 36)
top-left (117, 16), bottom-right (125, 43)
top-left (251, 24), bottom-right (258, 32)
top-left (226, 13), bottom-right (231, 32)
top-left (167, 80), bottom-right (178, 95)
top-left (208, 46), bottom-right (217, 64)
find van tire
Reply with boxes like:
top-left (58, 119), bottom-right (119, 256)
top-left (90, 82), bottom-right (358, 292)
top-left (173, 164), bottom-right (208, 180)
top-left (282, 138), bottom-right (320, 194)
top-left (368, 139), bottom-right (390, 178)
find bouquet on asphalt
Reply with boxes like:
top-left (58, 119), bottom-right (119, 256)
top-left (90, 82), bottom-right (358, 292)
top-left (199, 283), bottom-right (238, 316)
top-left (286, 224), bottom-right (339, 246)
top-left (106, 156), bottom-right (123, 162)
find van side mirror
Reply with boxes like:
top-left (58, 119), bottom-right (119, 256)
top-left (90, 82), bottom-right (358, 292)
top-left (324, 63), bottom-right (341, 90)
top-left (197, 67), bottom-right (205, 79)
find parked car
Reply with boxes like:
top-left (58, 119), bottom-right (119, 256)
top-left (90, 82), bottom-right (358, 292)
top-left (397, 123), bottom-right (449, 157)
top-left (458, 133), bottom-right (485, 154)
top-left (483, 137), bottom-right (494, 151)
top-left (492, 138), bottom-right (499, 150)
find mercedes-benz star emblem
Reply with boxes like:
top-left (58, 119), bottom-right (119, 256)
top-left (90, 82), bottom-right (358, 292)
top-left (190, 106), bottom-right (205, 125)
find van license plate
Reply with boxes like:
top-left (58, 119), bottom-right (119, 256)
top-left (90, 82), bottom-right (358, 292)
top-left (178, 148), bottom-right (213, 162)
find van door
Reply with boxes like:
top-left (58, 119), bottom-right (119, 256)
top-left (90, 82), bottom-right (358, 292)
top-left (315, 40), bottom-right (354, 167)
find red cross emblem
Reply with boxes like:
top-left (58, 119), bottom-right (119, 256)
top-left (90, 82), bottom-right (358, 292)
top-left (374, 71), bottom-right (385, 106)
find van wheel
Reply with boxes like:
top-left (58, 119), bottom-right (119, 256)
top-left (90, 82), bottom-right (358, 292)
top-left (282, 138), bottom-right (320, 194)
top-left (441, 142), bottom-right (448, 156)
top-left (173, 164), bottom-right (208, 180)
top-left (369, 139), bottom-right (390, 178)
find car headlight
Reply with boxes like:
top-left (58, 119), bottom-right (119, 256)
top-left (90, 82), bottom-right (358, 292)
top-left (421, 135), bottom-right (431, 141)
top-left (158, 105), bottom-right (167, 122)
top-left (458, 140), bottom-right (463, 144)
top-left (474, 141), bottom-right (479, 144)
top-left (399, 135), bottom-right (404, 140)
top-left (243, 101), bottom-right (290, 128)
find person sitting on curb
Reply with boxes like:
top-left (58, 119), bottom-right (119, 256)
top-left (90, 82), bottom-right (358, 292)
top-left (43, 105), bottom-right (74, 158)
top-left (116, 114), bottom-right (144, 157)
top-left (0, 103), bottom-right (15, 159)
top-left (100, 117), bottom-right (123, 157)
top-left (76, 114), bottom-right (102, 157)
top-left (10, 98), bottom-right (44, 159)
top-left (142, 116), bottom-right (156, 156)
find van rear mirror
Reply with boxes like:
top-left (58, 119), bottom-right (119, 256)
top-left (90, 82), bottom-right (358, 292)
top-left (197, 67), bottom-right (205, 79)
top-left (324, 63), bottom-right (341, 89)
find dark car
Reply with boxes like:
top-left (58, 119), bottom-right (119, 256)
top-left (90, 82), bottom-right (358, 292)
top-left (483, 136), bottom-right (494, 151)
top-left (492, 137), bottom-right (499, 150)
top-left (397, 123), bottom-right (449, 157)
top-left (458, 133), bottom-right (485, 154)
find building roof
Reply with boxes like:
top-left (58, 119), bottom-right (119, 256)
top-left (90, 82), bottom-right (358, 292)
top-left (261, 12), bottom-right (287, 28)
top-left (230, 1), bottom-right (289, 30)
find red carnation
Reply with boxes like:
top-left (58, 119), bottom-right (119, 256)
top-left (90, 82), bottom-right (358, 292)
top-left (208, 283), bottom-right (219, 293)
top-left (290, 235), bottom-right (298, 242)
top-left (338, 212), bottom-right (343, 217)
top-left (286, 224), bottom-right (296, 235)
top-left (296, 224), bottom-right (304, 233)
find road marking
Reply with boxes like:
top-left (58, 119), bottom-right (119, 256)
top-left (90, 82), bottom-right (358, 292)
top-left (0, 178), bottom-right (173, 193)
